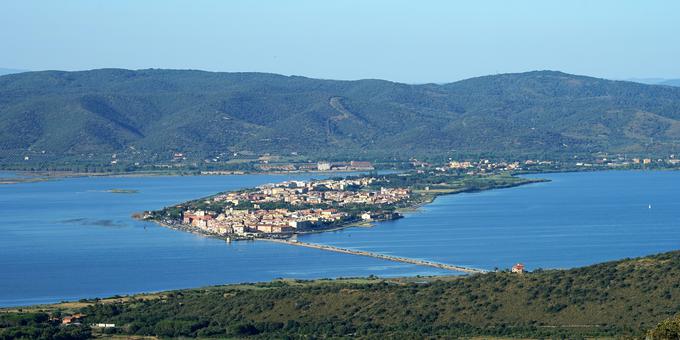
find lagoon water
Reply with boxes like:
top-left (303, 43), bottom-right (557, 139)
top-left (301, 170), bottom-right (680, 271)
top-left (1, 170), bottom-right (679, 306)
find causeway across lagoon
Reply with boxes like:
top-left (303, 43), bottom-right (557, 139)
top-left (263, 238), bottom-right (489, 274)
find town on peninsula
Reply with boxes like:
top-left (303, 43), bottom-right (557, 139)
top-left (140, 160), bottom-right (546, 240)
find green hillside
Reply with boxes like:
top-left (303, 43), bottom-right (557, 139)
top-left (2, 69), bottom-right (680, 168)
top-left (3, 250), bottom-right (680, 339)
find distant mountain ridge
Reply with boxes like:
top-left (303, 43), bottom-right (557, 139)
top-left (0, 68), bottom-right (28, 76)
top-left (1, 69), bottom-right (680, 167)
top-left (625, 78), bottom-right (680, 87)
top-left (659, 79), bottom-right (680, 87)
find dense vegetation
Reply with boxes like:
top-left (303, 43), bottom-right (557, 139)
top-left (647, 313), bottom-right (680, 339)
top-left (0, 313), bottom-right (90, 340)
top-left (4, 250), bottom-right (680, 339)
top-left (2, 69), bottom-right (680, 169)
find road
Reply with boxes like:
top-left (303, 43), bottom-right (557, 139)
top-left (263, 238), bottom-right (488, 274)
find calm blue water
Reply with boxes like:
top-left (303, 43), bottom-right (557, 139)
top-left (301, 170), bottom-right (680, 271)
top-left (0, 170), bottom-right (678, 306)
top-left (0, 172), bottom-right (443, 307)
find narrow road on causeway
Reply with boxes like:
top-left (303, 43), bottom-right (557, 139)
top-left (263, 238), bottom-right (489, 274)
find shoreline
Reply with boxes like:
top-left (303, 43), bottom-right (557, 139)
top-left (2, 166), bottom-right (677, 186)
top-left (0, 168), bottom-right (383, 178)
top-left (2, 248), bottom-right (677, 312)
top-left (141, 216), bottom-right (387, 241)
top-left (0, 168), bottom-right (387, 186)
top-left (2, 171), bottom-right (678, 314)
top-left (2, 164), bottom-right (678, 179)
top-left (139, 176), bottom-right (547, 245)
top-left (0, 274), bottom-right (456, 311)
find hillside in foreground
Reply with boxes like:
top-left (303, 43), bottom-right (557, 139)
top-left (2, 250), bottom-right (680, 339)
top-left (2, 69), bottom-right (680, 168)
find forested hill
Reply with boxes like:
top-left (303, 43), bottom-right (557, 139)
top-left (3, 250), bottom-right (680, 338)
top-left (1, 69), bottom-right (680, 167)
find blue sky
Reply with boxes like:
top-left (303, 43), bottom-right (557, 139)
top-left (1, 0), bottom-right (679, 83)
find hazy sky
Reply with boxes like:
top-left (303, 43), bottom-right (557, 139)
top-left (2, 0), bottom-right (679, 83)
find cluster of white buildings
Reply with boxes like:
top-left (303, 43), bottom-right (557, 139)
top-left (448, 159), bottom-right (528, 172)
top-left (180, 177), bottom-right (410, 236)
top-left (212, 178), bottom-right (409, 207)
top-left (577, 155), bottom-right (680, 168)
top-left (182, 208), bottom-right (346, 235)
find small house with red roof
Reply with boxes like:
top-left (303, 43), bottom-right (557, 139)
top-left (511, 263), bottom-right (525, 273)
